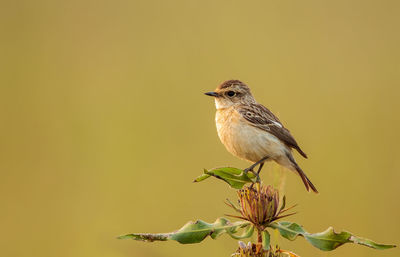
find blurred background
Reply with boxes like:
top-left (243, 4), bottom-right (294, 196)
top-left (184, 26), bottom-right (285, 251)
top-left (1, 0), bottom-right (399, 256)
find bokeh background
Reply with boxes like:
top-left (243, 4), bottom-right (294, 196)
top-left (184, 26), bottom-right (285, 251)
top-left (1, 0), bottom-right (399, 256)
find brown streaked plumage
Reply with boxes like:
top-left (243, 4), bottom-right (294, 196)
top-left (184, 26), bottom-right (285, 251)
top-left (205, 80), bottom-right (318, 193)
top-left (237, 103), bottom-right (308, 159)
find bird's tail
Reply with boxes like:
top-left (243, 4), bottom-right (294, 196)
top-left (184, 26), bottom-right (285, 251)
top-left (285, 153), bottom-right (318, 193)
top-left (294, 164), bottom-right (318, 193)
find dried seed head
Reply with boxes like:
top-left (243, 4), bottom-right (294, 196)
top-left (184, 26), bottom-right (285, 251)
top-left (233, 242), bottom-right (299, 257)
top-left (236, 184), bottom-right (282, 227)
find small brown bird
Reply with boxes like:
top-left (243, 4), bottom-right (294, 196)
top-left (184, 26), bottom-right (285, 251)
top-left (205, 80), bottom-right (318, 193)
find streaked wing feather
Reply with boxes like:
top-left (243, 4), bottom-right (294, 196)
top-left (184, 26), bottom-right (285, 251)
top-left (238, 104), bottom-right (307, 158)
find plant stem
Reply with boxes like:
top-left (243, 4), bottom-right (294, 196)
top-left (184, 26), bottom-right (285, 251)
top-left (257, 228), bottom-right (262, 244)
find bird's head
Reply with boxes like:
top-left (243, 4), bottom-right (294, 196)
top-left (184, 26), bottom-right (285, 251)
top-left (204, 80), bottom-right (255, 109)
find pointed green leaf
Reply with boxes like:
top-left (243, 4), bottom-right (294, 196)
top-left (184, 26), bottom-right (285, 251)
top-left (269, 221), bottom-right (396, 251)
top-left (262, 230), bottom-right (271, 250)
top-left (117, 233), bottom-right (169, 241)
top-left (118, 218), bottom-right (251, 244)
top-left (194, 167), bottom-right (256, 189)
top-left (193, 173), bottom-right (211, 182)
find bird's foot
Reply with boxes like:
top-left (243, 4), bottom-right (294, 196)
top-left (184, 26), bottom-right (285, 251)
top-left (243, 167), bottom-right (252, 175)
top-left (243, 167), bottom-right (261, 188)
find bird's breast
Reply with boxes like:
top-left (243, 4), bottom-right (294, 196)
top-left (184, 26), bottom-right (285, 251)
top-left (215, 108), bottom-right (288, 162)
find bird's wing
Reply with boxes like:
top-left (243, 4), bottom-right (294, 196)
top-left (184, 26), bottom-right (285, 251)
top-left (237, 103), bottom-right (308, 158)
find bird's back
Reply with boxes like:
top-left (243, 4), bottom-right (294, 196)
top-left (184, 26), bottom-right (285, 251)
top-left (237, 103), bottom-right (308, 159)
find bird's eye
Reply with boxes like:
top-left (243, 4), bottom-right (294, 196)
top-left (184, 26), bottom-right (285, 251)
top-left (227, 91), bottom-right (235, 97)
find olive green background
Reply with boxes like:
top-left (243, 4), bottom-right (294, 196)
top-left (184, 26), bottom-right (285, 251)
top-left (1, 0), bottom-right (399, 256)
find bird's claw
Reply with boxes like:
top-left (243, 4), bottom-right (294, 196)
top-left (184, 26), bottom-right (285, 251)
top-left (243, 168), bottom-right (261, 188)
top-left (243, 167), bottom-right (251, 175)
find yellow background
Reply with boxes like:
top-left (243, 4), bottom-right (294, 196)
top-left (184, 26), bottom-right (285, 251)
top-left (1, 0), bottom-right (399, 256)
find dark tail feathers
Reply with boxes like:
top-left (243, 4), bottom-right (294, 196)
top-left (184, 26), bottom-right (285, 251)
top-left (285, 152), bottom-right (318, 193)
top-left (294, 164), bottom-right (318, 193)
top-left (294, 146), bottom-right (308, 159)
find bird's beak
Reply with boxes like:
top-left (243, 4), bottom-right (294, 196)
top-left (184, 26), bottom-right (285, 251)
top-left (204, 91), bottom-right (219, 97)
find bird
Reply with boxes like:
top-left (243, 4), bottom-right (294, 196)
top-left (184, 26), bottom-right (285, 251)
top-left (205, 80), bottom-right (318, 193)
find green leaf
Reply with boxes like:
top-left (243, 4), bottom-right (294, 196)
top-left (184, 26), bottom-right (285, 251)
top-left (262, 230), bottom-right (271, 250)
top-left (194, 167), bottom-right (256, 189)
top-left (228, 224), bottom-right (255, 239)
top-left (193, 173), bottom-right (210, 182)
top-left (118, 218), bottom-right (251, 244)
top-left (269, 221), bottom-right (396, 251)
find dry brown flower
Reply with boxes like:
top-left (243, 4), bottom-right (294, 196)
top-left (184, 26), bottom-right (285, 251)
top-left (226, 184), bottom-right (296, 230)
top-left (233, 241), bottom-right (300, 257)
